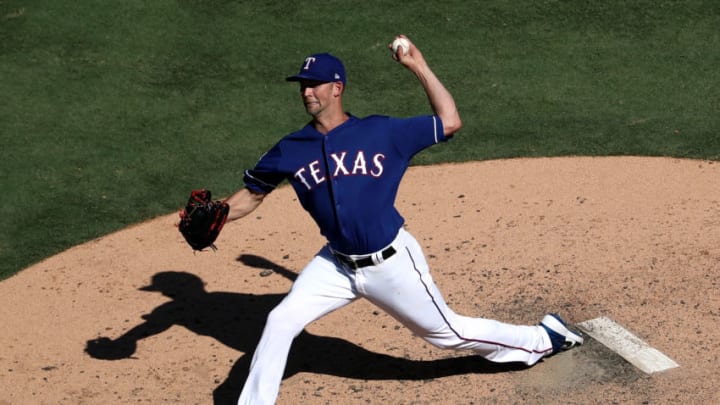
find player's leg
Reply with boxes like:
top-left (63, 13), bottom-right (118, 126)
top-left (360, 229), bottom-right (552, 365)
top-left (238, 246), bottom-right (358, 405)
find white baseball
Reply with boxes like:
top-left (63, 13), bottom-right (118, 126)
top-left (392, 38), bottom-right (410, 55)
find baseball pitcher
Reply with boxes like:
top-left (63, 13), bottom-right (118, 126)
top-left (191, 35), bottom-right (582, 405)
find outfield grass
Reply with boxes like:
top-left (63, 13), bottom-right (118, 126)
top-left (1, 0), bottom-right (718, 279)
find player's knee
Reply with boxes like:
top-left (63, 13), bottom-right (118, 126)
top-left (265, 305), bottom-right (306, 337)
top-left (421, 330), bottom-right (467, 350)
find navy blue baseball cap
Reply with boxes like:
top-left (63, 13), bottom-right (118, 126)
top-left (286, 53), bottom-right (346, 84)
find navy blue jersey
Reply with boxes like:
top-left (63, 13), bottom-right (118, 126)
top-left (244, 114), bottom-right (446, 255)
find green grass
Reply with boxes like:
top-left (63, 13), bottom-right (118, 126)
top-left (1, 0), bottom-right (719, 279)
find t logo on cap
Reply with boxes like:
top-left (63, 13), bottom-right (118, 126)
top-left (302, 57), bottom-right (317, 70)
top-left (287, 53), bottom-right (346, 84)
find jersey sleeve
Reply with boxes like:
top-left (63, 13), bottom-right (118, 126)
top-left (390, 115), bottom-right (447, 158)
top-left (243, 144), bottom-right (286, 194)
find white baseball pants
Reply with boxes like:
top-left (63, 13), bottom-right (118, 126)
top-left (237, 228), bottom-right (552, 404)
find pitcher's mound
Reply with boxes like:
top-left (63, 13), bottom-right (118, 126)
top-left (1, 157), bottom-right (719, 404)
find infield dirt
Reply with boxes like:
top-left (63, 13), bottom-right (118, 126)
top-left (1, 157), bottom-right (719, 404)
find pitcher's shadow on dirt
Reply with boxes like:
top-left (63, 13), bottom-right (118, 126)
top-left (85, 254), bottom-right (529, 404)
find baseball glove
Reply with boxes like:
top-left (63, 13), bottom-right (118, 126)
top-left (178, 189), bottom-right (229, 251)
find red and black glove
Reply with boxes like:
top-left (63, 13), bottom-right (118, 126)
top-left (178, 189), bottom-right (229, 251)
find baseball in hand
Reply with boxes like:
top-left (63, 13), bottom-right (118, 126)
top-left (392, 38), bottom-right (410, 56)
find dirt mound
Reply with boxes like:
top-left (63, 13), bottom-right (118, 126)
top-left (1, 157), bottom-right (718, 404)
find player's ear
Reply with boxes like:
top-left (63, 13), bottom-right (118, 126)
top-left (333, 81), bottom-right (344, 96)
